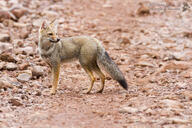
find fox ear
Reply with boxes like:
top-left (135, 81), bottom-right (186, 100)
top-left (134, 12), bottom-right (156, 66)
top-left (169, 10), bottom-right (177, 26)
top-left (50, 18), bottom-right (56, 25)
top-left (50, 19), bottom-right (58, 26)
top-left (50, 19), bottom-right (58, 31)
top-left (41, 20), bottom-right (48, 29)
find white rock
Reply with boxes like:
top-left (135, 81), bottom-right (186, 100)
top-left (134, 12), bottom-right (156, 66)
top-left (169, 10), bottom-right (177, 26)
top-left (0, 43), bottom-right (12, 54)
top-left (17, 71), bottom-right (32, 82)
top-left (119, 106), bottom-right (139, 114)
top-left (0, 75), bottom-right (14, 89)
top-left (17, 46), bottom-right (34, 55)
top-left (32, 65), bottom-right (44, 77)
top-left (0, 61), bottom-right (6, 70)
top-left (160, 99), bottom-right (183, 109)
top-left (168, 117), bottom-right (190, 124)
top-left (0, 34), bottom-right (10, 42)
top-left (6, 63), bottom-right (17, 71)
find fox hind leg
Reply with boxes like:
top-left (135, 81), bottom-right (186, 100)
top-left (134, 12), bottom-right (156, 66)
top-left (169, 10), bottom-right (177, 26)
top-left (82, 66), bottom-right (95, 94)
top-left (94, 66), bottom-right (105, 93)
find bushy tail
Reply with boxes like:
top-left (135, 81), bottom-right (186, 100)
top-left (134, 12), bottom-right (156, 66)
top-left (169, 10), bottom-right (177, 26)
top-left (97, 49), bottom-right (128, 90)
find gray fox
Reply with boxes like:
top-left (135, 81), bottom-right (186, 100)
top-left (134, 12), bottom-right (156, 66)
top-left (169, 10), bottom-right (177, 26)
top-left (38, 20), bottom-right (128, 94)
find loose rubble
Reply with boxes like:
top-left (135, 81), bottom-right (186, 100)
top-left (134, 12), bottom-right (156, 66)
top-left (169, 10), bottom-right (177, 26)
top-left (0, 0), bottom-right (192, 127)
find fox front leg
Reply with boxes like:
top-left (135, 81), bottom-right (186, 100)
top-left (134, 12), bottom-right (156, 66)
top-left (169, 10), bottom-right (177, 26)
top-left (50, 63), bottom-right (60, 95)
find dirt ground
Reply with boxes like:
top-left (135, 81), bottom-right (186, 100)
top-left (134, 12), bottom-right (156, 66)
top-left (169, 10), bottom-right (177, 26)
top-left (0, 0), bottom-right (192, 127)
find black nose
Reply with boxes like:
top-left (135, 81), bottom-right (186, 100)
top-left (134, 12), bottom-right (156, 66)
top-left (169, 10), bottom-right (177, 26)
top-left (49, 38), bottom-right (60, 43)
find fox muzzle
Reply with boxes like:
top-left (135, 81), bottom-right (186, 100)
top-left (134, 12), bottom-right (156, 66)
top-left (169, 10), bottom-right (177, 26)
top-left (49, 38), bottom-right (60, 43)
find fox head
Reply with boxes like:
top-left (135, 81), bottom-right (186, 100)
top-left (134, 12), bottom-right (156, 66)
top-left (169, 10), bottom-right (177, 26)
top-left (39, 19), bottom-right (60, 43)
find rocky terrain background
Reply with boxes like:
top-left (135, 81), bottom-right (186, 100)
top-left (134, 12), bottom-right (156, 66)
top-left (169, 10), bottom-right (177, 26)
top-left (0, 0), bottom-right (192, 127)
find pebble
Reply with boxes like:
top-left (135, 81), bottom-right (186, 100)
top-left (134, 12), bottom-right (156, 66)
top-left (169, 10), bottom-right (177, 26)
top-left (119, 106), bottom-right (139, 114)
top-left (0, 43), bottom-right (12, 54)
top-left (6, 63), bottom-right (17, 71)
top-left (32, 65), bottom-right (44, 78)
top-left (10, 6), bottom-right (29, 19)
top-left (0, 78), bottom-right (14, 89)
top-left (0, 34), bottom-right (10, 42)
top-left (0, 61), bottom-right (6, 70)
top-left (17, 71), bottom-right (32, 82)
top-left (19, 62), bottom-right (29, 70)
top-left (8, 98), bottom-right (23, 106)
top-left (0, 52), bottom-right (17, 62)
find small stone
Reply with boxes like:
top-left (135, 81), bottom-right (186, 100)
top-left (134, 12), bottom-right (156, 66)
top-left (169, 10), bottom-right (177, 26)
top-left (119, 106), bottom-right (139, 114)
top-left (41, 10), bottom-right (58, 17)
top-left (32, 66), bottom-right (44, 78)
top-left (0, 42), bottom-right (12, 54)
top-left (0, 61), bottom-right (6, 70)
top-left (145, 108), bottom-right (156, 116)
top-left (0, 9), bottom-right (17, 22)
top-left (0, 75), bottom-right (17, 90)
top-left (33, 19), bottom-right (43, 27)
top-left (35, 91), bottom-right (41, 96)
top-left (177, 82), bottom-right (187, 89)
top-left (12, 39), bottom-right (24, 47)
top-left (17, 46), bottom-right (34, 55)
top-left (17, 71), bottom-right (32, 82)
top-left (169, 117), bottom-right (190, 124)
top-left (0, 52), bottom-right (17, 62)
top-left (183, 32), bottom-right (192, 38)
top-left (21, 94), bottom-right (28, 100)
top-left (103, 3), bottom-right (112, 8)
top-left (140, 54), bottom-right (149, 59)
top-left (118, 37), bottom-right (131, 45)
top-left (13, 22), bottom-right (27, 27)
top-left (20, 28), bottom-right (30, 39)
top-left (0, 34), bottom-right (10, 42)
top-left (8, 98), bottom-right (23, 106)
top-left (160, 99), bottom-right (183, 109)
top-left (137, 3), bottom-right (150, 16)
top-left (29, 112), bottom-right (49, 122)
top-left (136, 61), bottom-right (155, 67)
top-left (0, 120), bottom-right (9, 128)
top-left (19, 62), bottom-right (29, 70)
top-left (10, 7), bottom-right (29, 19)
top-left (0, 78), bottom-right (14, 89)
top-left (159, 61), bottom-right (191, 73)
top-left (6, 63), bottom-right (17, 71)
top-left (182, 91), bottom-right (192, 100)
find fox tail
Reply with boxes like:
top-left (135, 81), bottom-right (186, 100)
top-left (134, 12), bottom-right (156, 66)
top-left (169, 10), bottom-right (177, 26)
top-left (97, 46), bottom-right (128, 90)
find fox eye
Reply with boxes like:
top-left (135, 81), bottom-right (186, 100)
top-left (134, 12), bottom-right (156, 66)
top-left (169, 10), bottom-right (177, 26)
top-left (48, 33), bottom-right (53, 36)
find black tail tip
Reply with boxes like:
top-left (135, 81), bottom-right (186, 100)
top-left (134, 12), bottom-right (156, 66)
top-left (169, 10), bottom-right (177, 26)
top-left (117, 79), bottom-right (128, 90)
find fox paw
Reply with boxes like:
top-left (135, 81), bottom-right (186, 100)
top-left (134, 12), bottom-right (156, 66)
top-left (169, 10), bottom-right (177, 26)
top-left (50, 89), bottom-right (56, 95)
top-left (96, 89), bottom-right (103, 93)
top-left (82, 89), bottom-right (91, 94)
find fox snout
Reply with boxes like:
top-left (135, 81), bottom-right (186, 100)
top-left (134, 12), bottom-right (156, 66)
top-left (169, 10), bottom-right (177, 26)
top-left (49, 38), bottom-right (60, 43)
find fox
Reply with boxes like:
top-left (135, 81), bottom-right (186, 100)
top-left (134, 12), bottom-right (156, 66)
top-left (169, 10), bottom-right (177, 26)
top-left (38, 20), bottom-right (128, 95)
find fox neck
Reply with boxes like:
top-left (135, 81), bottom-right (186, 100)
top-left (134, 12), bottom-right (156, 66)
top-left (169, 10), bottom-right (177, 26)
top-left (38, 36), bottom-right (56, 56)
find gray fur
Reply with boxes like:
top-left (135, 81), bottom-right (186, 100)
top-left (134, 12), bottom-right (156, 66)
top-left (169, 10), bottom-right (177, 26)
top-left (97, 50), bottom-right (128, 90)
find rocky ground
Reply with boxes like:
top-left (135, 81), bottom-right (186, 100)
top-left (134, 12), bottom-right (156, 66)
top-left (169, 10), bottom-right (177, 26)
top-left (0, 0), bottom-right (192, 127)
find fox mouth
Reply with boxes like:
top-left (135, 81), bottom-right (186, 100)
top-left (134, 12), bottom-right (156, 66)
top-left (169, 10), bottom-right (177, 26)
top-left (49, 38), bottom-right (60, 43)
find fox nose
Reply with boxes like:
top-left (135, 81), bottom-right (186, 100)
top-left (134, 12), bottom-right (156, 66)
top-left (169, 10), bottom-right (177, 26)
top-left (57, 38), bottom-right (60, 42)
